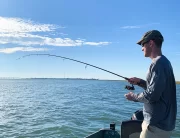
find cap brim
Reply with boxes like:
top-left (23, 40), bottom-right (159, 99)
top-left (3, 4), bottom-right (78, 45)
top-left (136, 39), bottom-right (143, 45)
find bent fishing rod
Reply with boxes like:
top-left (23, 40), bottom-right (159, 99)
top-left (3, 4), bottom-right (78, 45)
top-left (17, 53), bottom-right (135, 90)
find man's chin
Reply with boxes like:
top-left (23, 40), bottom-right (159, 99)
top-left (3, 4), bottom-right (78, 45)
top-left (144, 54), bottom-right (149, 57)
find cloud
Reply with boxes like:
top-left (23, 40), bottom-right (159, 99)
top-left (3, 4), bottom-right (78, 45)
top-left (120, 23), bottom-right (160, 29)
top-left (0, 33), bottom-right (111, 47)
top-left (121, 26), bottom-right (141, 29)
top-left (0, 47), bottom-right (49, 54)
top-left (84, 42), bottom-right (110, 46)
top-left (0, 17), bottom-right (60, 33)
top-left (0, 16), bottom-right (110, 53)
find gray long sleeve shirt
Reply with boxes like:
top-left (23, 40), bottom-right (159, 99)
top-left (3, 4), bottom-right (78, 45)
top-left (132, 55), bottom-right (177, 131)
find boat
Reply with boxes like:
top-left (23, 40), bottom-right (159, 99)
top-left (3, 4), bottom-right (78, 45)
top-left (85, 110), bottom-right (143, 138)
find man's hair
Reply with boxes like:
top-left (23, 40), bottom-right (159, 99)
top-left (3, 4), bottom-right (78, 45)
top-left (152, 38), bottom-right (163, 48)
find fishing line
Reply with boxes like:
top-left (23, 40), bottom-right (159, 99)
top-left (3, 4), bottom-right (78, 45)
top-left (17, 53), bottom-right (135, 90)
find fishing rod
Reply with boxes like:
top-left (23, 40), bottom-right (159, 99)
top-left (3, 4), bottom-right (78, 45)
top-left (17, 54), bottom-right (135, 90)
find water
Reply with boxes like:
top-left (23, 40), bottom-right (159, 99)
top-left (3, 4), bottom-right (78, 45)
top-left (0, 79), bottom-right (179, 138)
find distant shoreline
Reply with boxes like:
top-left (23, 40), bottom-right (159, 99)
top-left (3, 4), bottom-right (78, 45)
top-left (0, 77), bottom-right (180, 84)
top-left (0, 77), bottom-right (122, 81)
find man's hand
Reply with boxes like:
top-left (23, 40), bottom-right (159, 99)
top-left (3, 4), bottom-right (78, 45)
top-left (124, 92), bottom-right (135, 101)
top-left (128, 77), bottom-right (141, 85)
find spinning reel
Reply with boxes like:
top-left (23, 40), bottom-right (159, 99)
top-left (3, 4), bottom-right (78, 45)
top-left (125, 84), bottom-right (135, 90)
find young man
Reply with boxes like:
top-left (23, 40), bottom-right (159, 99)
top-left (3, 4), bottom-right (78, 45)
top-left (124, 30), bottom-right (177, 138)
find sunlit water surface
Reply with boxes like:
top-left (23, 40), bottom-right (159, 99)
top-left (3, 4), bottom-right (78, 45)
top-left (0, 79), bottom-right (179, 138)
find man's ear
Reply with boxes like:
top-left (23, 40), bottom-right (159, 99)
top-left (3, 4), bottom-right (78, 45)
top-left (149, 40), bottom-right (154, 47)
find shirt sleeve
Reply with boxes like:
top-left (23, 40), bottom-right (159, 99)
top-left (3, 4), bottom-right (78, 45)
top-left (132, 63), bottom-right (166, 103)
top-left (137, 79), bottom-right (147, 90)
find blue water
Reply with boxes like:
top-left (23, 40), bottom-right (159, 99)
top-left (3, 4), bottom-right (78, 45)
top-left (0, 79), bottom-right (179, 138)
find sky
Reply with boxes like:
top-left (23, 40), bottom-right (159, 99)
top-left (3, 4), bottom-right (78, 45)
top-left (0, 0), bottom-right (180, 80)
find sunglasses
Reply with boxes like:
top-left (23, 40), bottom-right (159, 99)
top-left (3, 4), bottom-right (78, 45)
top-left (141, 41), bottom-right (150, 47)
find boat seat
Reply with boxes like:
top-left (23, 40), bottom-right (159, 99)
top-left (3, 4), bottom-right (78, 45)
top-left (121, 120), bottom-right (143, 138)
